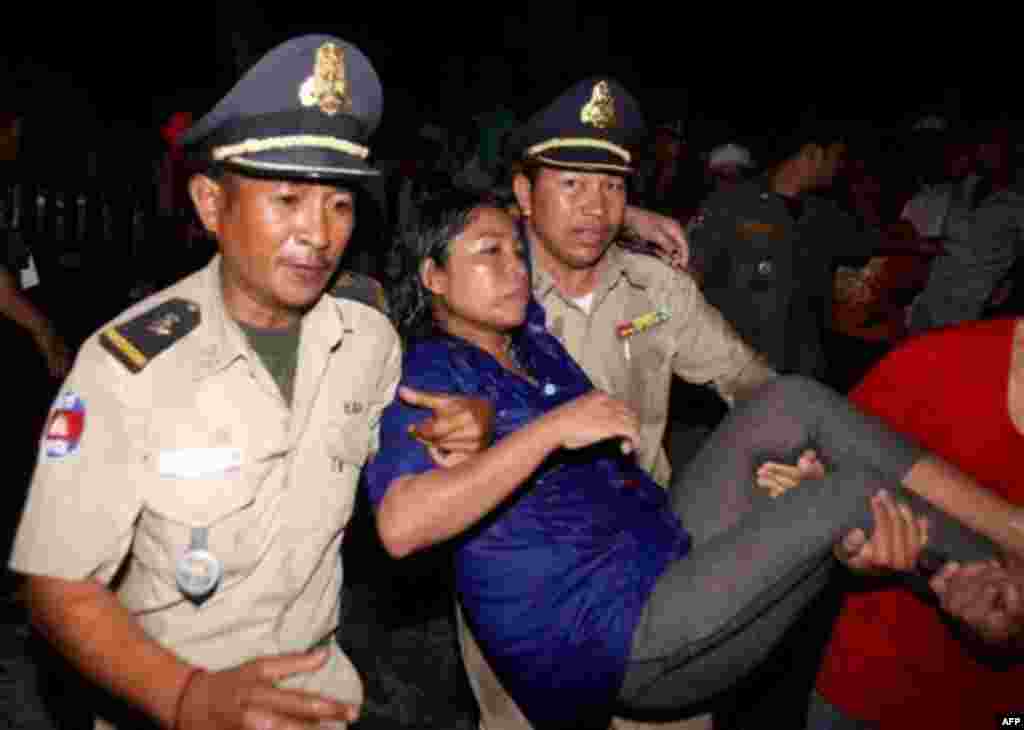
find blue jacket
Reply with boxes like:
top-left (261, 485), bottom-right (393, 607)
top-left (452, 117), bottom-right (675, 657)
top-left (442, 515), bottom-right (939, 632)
top-left (363, 300), bottom-right (690, 728)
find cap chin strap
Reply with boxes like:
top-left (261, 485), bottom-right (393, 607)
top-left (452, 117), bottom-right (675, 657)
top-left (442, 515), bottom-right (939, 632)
top-left (526, 137), bottom-right (631, 164)
top-left (226, 156), bottom-right (380, 177)
top-left (532, 155), bottom-right (633, 174)
top-left (213, 134), bottom-right (370, 162)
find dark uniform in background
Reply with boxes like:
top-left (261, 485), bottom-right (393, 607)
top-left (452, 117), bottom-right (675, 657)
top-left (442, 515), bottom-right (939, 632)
top-left (689, 177), bottom-right (883, 384)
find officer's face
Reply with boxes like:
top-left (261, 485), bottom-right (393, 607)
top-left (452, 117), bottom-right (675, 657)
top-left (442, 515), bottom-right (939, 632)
top-left (515, 167), bottom-right (627, 272)
top-left (191, 173), bottom-right (355, 326)
top-left (423, 206), bottom-right (528, 343)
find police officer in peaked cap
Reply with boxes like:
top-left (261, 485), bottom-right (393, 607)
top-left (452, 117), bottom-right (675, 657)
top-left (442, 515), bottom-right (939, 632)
top-left (515, 77), bottom-right (646, 174)
top-left (456, 77), bottom-right (774, 730)
top-left (10, 34), bottom-right (492, 730)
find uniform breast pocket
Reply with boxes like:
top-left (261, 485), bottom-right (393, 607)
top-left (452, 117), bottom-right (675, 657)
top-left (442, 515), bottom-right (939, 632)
top-left (625, 336), bottom-right (667, 421)
top-left (319, 419), bottom-right (372, 525)
top-left (325, 418), bottom-right (371, 473)
top-left (135, 458), bottom-right (274, 593)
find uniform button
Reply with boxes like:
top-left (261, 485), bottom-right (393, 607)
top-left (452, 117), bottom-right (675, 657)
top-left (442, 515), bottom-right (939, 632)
top-left (758, 260), bottom-right (774, 276)
top-left (543, 383), bottom-right (557, 396)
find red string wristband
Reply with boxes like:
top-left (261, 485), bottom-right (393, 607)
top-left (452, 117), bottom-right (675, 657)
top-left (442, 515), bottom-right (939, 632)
top-left (173, 667), bottom-right (206, 730)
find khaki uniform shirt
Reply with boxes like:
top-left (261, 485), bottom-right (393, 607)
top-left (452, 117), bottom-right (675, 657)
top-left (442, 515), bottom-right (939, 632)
top-left (532, 243), bottom-right (774, 486)
top-left (10, 256), bottom-right (401, 729)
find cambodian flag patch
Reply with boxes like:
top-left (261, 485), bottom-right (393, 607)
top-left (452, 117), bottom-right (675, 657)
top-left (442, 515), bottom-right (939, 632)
top-left (43, 391), bottom-right (86, 459)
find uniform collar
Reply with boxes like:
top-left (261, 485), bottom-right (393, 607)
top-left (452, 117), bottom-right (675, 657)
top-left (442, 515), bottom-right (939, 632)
top-left (604, 244), bottom-right (654, 289)
top-left (192, 255), bottom-right (346, 380)
top-left (529, 237), bottom-right (652, 305)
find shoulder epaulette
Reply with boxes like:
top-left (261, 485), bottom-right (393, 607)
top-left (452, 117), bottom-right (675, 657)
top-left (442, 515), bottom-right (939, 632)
top-left (99, 298), bottom-right (200, 373)
top-left (330, 271), bottom-right (389, 315)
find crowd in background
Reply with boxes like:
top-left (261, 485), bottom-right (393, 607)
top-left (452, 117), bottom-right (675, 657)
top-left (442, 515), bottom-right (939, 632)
top-left (2, 96), bottom-right (1023, 730)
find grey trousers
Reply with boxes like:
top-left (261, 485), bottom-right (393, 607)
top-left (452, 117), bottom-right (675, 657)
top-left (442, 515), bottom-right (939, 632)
top-left (619, 375), bottom-right (996, 713)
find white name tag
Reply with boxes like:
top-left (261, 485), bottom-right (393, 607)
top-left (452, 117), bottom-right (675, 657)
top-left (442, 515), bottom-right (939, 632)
top-left (159, 448), bottom-right (243, 479)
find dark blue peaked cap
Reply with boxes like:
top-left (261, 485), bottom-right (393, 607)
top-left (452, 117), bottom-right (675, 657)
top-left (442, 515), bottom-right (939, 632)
top-left (182, 35), bottom-right (383, 180)
top-left (515, 77), bottom-right (646, 174)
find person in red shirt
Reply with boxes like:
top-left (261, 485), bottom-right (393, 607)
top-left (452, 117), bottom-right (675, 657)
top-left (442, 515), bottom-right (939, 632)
top-left (811, 316), bottom-right (1024, 729)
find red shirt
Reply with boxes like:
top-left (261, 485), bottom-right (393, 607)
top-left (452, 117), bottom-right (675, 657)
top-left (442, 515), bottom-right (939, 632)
top-left (816, 317), bottom-right (1023, 729)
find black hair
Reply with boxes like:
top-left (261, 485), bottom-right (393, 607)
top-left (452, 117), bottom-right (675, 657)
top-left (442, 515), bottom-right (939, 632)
top-left (195, 158), bottom-right (226, 180)
top-left (387, 188), bottom-right (504, 341)
top-left (509, 157), bottom-right (544, 184)
top-left (764, 114), bottom-right (850, 169)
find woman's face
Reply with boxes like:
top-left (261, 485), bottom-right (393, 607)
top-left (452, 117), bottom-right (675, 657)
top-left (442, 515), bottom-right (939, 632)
top-left (425, 206), bottom-right (529, 342)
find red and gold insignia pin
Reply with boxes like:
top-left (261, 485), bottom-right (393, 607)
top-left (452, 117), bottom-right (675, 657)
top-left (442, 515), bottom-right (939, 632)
top-left (617, 309), bottom-right (671, 339)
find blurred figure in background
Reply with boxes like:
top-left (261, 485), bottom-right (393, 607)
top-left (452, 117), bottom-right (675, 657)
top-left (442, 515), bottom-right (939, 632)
top-left (705, 143), bottom-right (755, 196)
top-left (908, 119), bottom-right (1024, 334)
top-left (689, 121), bottom-right (942, 385)
top-left (636, 121), bottom-right (707, 225)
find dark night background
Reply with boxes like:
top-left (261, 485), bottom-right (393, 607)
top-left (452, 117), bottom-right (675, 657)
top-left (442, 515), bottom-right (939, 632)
top-left (0, 11), bottom-right (1020, 730)
top-left (1, 10), bottom-right (1009, 167)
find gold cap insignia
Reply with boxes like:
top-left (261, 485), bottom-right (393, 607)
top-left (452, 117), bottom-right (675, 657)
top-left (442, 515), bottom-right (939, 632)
top-left (580, 81), bottom-right (618, 129)
top-left (299, 42), bottom-right (352, 117)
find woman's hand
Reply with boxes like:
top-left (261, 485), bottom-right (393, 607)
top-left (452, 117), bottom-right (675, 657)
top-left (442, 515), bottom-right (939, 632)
top-left (545, 390), bottom-right (640, 455)
top-left (756, 449), bottom-right (825, 498)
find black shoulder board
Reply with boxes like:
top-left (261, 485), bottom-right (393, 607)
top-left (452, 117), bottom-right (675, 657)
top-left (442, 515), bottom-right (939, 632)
top-left (99, 298), bottom-right (201, 373)
top-left (330, 271), bottom-right (389, 315)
